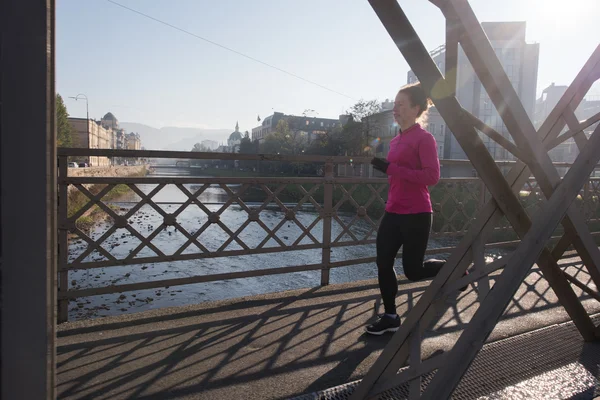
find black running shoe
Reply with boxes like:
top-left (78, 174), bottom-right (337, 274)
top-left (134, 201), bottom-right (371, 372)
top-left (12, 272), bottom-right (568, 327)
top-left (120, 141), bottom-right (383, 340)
top-left (366, 314), bottom-right (400, 335)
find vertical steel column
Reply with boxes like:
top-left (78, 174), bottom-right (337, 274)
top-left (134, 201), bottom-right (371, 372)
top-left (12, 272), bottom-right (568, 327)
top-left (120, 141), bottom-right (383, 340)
top-left (57, 156), bottom-right (69, 323)
top-left (1, 0), bottom-right (57, 398)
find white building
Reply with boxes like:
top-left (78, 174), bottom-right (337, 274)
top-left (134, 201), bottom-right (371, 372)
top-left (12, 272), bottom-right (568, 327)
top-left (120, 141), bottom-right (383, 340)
top-left (227, 122), bottom-right (243, 152)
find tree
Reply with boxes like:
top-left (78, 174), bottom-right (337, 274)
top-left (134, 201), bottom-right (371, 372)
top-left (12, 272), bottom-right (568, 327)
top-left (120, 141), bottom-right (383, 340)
top-left (238, 132), bottom-right (255, 154)
top-left (347, 99), bottom-right (381, 122)
top-left (304, 118), bottom-right (369, 157)
top-left (57, 94), bottom-right (76, 147)
top-left (345, 99), bottom-right (382, 155)
top-left (238, 131), bottom-right (256, 170)
top-left (191, 143), bottom-right (211, 152)
top-left (307, 126), bottom-right (346, 156)
top-left (259, 120), bottom-right (309, 174)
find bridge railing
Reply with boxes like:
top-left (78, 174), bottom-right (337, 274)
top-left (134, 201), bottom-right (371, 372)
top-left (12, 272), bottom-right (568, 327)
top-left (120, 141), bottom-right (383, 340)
top-left (56, 148), bottom-right (600, 322)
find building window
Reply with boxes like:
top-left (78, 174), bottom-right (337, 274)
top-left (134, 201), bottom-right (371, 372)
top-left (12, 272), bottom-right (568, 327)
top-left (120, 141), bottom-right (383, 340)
top-left (506, 64), bottom-right (514, 80)
top-left (440, 124), bottom-right (445, 137)
top-left (321, 122), bottom-right (324, 127)
top-left (306, 121), bottom-right (309, 126)
top-left (429, 123), bottom-right (436, 134)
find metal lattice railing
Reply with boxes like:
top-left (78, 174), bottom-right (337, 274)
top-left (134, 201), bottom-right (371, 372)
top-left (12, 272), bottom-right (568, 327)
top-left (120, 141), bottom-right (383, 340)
top-left (56, 149), bottom-right (600, 322)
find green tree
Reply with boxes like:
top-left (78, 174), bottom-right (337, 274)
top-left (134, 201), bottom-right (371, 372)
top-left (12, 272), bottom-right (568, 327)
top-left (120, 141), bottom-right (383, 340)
top-left (260, 120), bottom-right (308, 173)
top-left (305, 119), bottom-right (366, 157)
top-left (345, 99), bottom-right (382, 155)
top-left (238, 131), bottom-right (257, 170)
top-left (307, 126), bottom-right (345, 156)
top-left (347, 99), bottom-right (381, 122)
top-left (239, 131), bottom-right (254, 154)
top-left (56, 94), bottom-right (76, 147)
top-left (261, 120), bottom-right (308, 156)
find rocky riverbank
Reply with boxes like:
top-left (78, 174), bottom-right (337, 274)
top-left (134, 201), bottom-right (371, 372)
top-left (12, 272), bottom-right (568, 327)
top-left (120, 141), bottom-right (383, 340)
top-left (66, 165), bottom-right (148, 230)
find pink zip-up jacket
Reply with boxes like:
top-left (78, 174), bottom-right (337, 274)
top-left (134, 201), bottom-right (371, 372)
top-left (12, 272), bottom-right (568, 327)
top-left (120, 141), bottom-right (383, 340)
top-left (385, 123), bottom-right (440, 214)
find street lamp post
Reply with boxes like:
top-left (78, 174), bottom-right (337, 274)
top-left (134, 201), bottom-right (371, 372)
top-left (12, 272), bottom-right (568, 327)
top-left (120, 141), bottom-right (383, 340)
top-left (69, 94), bottom-right (89, 165)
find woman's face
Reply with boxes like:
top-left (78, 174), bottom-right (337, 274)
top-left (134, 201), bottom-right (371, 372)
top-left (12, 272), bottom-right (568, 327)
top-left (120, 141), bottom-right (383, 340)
top-left (393, 92), bottom-right (420, 126)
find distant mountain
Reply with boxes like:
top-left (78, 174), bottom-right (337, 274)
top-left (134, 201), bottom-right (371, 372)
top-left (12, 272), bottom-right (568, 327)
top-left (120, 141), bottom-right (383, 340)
top-left (119, 122), bottom-right (232, 151)
top-left (118, 122), bottom-right (165, 150)
top-left (161, 134), bottom-right (221, 151)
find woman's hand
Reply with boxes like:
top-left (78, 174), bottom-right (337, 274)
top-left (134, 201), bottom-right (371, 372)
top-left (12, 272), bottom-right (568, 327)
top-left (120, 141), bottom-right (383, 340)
top-left (371, 157), bottom-right (389, 174)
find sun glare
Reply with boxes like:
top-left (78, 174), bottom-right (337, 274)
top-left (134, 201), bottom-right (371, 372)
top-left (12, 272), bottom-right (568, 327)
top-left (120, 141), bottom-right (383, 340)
top-left (527, 0), bottom-right (597, 28)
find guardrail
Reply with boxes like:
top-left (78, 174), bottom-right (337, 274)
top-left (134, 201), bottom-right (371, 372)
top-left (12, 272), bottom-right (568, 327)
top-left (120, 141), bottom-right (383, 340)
top-left (56, 148), bottom-right (600, 322)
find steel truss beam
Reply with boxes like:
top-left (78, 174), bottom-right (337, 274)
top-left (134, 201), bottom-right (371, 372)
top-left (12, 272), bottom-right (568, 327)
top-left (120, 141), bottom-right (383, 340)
top-left (349, 1), bottom-right (600, 398)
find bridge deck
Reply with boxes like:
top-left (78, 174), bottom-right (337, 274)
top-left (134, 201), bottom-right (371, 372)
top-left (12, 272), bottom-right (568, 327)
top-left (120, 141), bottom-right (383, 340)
top-left (57, 255), bottom-right (600, 399)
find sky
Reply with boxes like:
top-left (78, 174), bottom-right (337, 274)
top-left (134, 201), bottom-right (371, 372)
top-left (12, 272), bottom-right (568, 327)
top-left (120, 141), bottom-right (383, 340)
top-left (57, 0), bottom-right (600, 134)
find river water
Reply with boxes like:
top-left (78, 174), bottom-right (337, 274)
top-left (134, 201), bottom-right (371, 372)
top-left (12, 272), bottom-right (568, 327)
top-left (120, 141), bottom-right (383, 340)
top-left (67, 168), bottom-right (495, 321)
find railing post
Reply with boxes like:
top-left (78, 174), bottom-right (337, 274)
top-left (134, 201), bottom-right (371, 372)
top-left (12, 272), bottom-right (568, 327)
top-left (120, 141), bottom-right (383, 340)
top-left (321, 162), bottom-right (334, 285)
top-left (57, 155), bottom-right (69, 323)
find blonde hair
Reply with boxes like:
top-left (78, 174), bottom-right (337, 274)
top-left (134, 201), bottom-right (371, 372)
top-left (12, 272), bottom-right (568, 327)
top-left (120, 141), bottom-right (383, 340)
top-left (398, 83), bottom-right (432, 124)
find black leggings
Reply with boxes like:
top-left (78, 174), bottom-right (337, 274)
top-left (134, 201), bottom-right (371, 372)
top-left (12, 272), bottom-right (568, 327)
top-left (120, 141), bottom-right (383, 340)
top-left (376, 212), bottom-right (445, 315)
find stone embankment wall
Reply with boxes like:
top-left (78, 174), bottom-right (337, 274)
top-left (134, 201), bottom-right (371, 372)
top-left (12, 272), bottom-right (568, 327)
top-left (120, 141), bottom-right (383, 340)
top-left (68, 165), bottom-right (147, 178)
top-left (66, 165), bottom-right (147, 194)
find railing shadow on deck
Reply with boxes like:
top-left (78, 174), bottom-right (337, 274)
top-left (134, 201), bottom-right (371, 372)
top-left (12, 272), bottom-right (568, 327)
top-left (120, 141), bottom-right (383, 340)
top-left (56, 259), bottom-right (597, 400)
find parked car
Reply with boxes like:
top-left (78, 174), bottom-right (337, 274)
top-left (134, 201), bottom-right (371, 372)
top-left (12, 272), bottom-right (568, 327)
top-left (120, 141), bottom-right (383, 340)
top-left (67, 162), bottom-right (78, 168)
top-left (78, 162), bottom-right (88, 168)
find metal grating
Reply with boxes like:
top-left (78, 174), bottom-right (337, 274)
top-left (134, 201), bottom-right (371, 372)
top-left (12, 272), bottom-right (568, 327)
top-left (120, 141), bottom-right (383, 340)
top-left (290, 316), bottom-right (600, 400)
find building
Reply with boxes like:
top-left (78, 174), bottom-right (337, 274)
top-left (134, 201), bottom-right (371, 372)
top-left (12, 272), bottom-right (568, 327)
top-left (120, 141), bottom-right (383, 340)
top-left (227, 122), bottom-right (243, 152)
top-left (251, 112), bottom-right (344, 143)
top-left (423, 107), bottom-right (447, 159)
top-left (101, 112), bottom-right (127, 163)
top-left (125, 132), bottom-right (142, 150)
top-left (68, 111), bottom-right (143, 166)
top-left (578, 97), bottom-right (600, 136)
top-left (534, 83), bottom-right (568, 128)
top-left (407, 21), bottom-right (540, 176)
top-left (535, 85), bottom-right (600, 165)
top-left (115, 130), bottom-right (125, 150)
top-left (68, 117), bottom-right (113, 167)
top-left (535, 83), bottom-right (570, 162)
top-left (101, 112), bottom-right (119, 130)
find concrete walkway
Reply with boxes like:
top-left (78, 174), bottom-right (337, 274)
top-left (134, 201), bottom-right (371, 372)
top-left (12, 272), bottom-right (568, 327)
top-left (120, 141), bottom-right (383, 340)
top-left (57, 256), bottom-right (600, 399)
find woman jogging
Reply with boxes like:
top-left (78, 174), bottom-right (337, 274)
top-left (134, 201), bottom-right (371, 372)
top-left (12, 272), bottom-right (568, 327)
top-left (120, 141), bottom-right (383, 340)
top-left (367, 83), bottom-right (446, 335)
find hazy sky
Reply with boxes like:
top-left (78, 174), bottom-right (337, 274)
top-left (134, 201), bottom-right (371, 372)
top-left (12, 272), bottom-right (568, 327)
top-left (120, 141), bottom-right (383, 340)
top-left (57, 0), bottom-right (600, 132)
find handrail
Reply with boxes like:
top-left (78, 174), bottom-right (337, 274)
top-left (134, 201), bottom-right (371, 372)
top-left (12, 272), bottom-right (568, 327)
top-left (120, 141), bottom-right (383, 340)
top-left (55, 151), bottom-right (600, 322)
top-left (57, 148), bottom-right (593, 168)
